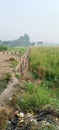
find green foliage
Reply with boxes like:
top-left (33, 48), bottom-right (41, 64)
top-left (30, 47), bottom-right (59, 86)
top-left (3, 34), bottom-right (31, 46)
top-left (11, 59), bottom-right (19, 68)
top-left (19, 47), bottom-right (28, 55)
top-left (0, 73), bottom-right (11, 93)
top-left (25, 82), bottom-right (35, 94)
top-left (15, 73), bottom-right (21, 79)
top-left (0, 79), bottom-right (7, 94)
top-left (41, 124), bottom-right (57, 130)
top-left (16, 82), bottom-right (59, 111)
top-left (4, 72), bottom-right (11, 82)
top-left (0, 45), bottom-right (7, 51)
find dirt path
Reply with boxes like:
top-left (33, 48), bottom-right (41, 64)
top-left (0, 49), bottom-right (30, 106)
top-left (0, 52), bottom-right (19, 78)
top-left (0, 73), bottom-right (18, 105)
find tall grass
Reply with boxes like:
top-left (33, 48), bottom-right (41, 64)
top-left (30, 47), bottom-right (59, 86)
top-left (16, 82), bottom-right (59, 112)
top-left (0, 72), bottom-right (11, 93)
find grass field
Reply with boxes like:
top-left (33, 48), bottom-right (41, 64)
top-left (17, 47), bottom-right (59, 111)
top-left (30, 47), bottom-right (59, 82)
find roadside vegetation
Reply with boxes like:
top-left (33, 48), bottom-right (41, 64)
top-left (16, 82), bottom-right (59, 112)
top-left (0, 46), bottom-right (59, 130)
top-left (9, 58), bottom-right (19, 68)
top-left (0, 45), bottom-right (7, 51)
top-left (0, 72), bottom-right (11, 94)
top-left (16, 47), bottom-right (59, 112)
top-left (8, 46), bottom-right (28, 55)
top-left (30, 47), bottom-right (59, 85)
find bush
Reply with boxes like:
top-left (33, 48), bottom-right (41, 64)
top-left (11, 59), bottom-right (19, 68)
top-left (0, 73), bottom-right (11, 94)
top-left (16, 81), bottom-right (59, 112)
top-left (15, 73), bottom-right (21, 79)
top-left (16, 83), bottom-right (51, 111)
top-left (4, 72), bottom-right (11, 82)
top-left (25, 82), bottom-right (35, 94)
top-left (0, 45), bottom-right (7, 51)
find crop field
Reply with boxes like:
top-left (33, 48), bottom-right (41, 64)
top-left (20, 46), bottom-right (59, 109)
top-left (30, 47), bottom-right (59, 81)
top-left (16, 47), bottom-right (59, 112)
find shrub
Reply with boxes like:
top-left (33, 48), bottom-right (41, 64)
top-left (15, 73), bottom-right (21, 79)
top-left (25, 82), bottom-right (35, 94)
top-left (11, 59), bottom-right (18, 68)
top-left (0, 73), bottom-right (11, 93)
top-left (4, 72), bottom-right (11, 82)
top-left (0, 45), bottom-right (7, 51)
top-left (16, 83), bottom-right (51, 111)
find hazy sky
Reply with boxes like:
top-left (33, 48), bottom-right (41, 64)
top-left (0, 0), bottom-right (59, 42)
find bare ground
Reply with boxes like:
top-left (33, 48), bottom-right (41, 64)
top-left (0, 73), bottom-right (18, 104)
top-left (0, 52), bottom-right (20, 108)
top-left (0, 52), bottom-right (19, 78)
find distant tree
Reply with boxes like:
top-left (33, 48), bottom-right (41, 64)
top-left (19, 34), bottom-right (30, 46)
top-left (24, 33), bottom-right (30, 42)
top-left (0, 45), bottom-right (7, 51)
top-left (3, 41), bottom-right (8, 45)
top-left (37, 41), bottom-right (43, 45)
top-left (0, 40), bottom-right (3, 45)
top-left (2, 34), bottom-right (31, 46)
top-left (31, 42), bottom-right (35, 46)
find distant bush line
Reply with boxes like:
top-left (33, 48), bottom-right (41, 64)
top-left (0, 45), bottom-right (7, 51)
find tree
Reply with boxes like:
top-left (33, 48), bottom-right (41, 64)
top-left (37, 41), bottom-right (43, 45)
top-left (31, 42), bottom-right (35, 46)
top-left (24, 33), bottom-right (30, 42)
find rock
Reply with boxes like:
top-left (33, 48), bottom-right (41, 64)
top-left (9, 97), bottom-right (12, 101)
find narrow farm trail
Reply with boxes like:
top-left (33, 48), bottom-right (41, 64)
top-left (0, 73), bottom-right (18, 104)
top-left (0, 49), bottom-right (30, 106)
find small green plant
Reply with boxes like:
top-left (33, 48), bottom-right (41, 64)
top-left (42, 124), bottom-right (57, 130)
top-left (15, 73), bottom-right (21, 79)
top-left (4, 72), bottom-right (11, 82)
top-left (25, 82), bottom-right (35, 94)
top-left (9, 58), bottom-right (19, 68)
top-left (0, 45), bottom-right (7, 51)
top-left (0, 73), bottom-right (11, 93)
top-left (0, 79), bottom-right (7, 94)
top-left (16, 83), bottom-right (49, 111)
top-left (16, 81), bottom-right (59, 111)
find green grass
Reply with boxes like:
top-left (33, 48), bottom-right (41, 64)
top-left (15, 73), bottom-right (21, 79)
top-left (16, 82), bottom-right (59, 112)
top-left (7, 46), bottom-right (28, 55)
top-left (0, 45), bottom-right (7, 51)
top-left (0, 73), bottom-right (11, 94)
top-left (30, 47), bottom-right (59, 85)
top-left (13, 47), bottom-right (59, 111)
top-left (16, 47), bottom-right (59, 111)
top-left (11, 59), bottom-right (19, 68)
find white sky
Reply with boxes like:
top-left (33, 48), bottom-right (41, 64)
top-left (0, 0), bottom-right (59, 42)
